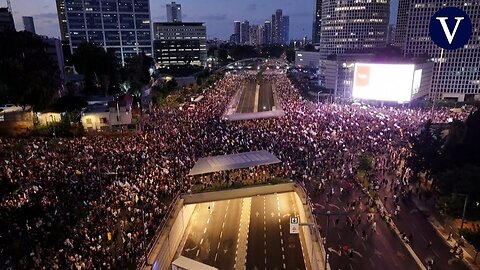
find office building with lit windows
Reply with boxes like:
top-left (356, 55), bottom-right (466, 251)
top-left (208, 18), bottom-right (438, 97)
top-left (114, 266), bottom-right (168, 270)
top-left (318, 0), bottom-right (390, 60)
top-left (396, 0), bottom-right (480, 102)
top-left (59, 0), bottom-right (152, 66)
top-left (153, 22), bottom-right (207, 66)
top-left (312, 0), bottom-right (322, 44)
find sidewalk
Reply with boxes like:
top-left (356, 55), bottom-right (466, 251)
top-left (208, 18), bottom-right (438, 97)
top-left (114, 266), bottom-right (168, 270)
top-left (411, 195), bottom-right (480, 269)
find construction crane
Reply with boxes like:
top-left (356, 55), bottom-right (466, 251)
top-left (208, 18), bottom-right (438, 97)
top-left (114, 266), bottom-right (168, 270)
top-left (6, 0), bottom-right (12, 12)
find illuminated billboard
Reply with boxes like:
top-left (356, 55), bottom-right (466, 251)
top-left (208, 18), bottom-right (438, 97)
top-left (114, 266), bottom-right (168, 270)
top-left (352, 63), bottom-right (416, 102)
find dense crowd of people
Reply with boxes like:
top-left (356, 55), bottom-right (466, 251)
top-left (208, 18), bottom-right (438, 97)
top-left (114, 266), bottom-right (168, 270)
top-left (0, 69), bottom-right (474, 269)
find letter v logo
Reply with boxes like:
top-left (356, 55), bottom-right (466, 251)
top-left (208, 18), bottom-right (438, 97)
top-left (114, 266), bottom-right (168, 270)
top-left (429, 7), bottom-right (472, 50)
top-left (435, 17), bottom-right (464, 44)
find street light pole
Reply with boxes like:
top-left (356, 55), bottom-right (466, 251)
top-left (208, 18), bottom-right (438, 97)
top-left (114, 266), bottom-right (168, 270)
top-left (324, 211), bottom-right (330, 270)
top-left (453, 193), bottom-right (469, 230)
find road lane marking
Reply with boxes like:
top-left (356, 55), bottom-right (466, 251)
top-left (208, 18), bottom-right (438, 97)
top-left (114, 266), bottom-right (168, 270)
top-left (215, 253), bottom-right (218, 262)
top-left (204, 227), bottom-right (207, 234)
top-left (220, 231), bottom-right (223, 238)
top-left (200, 238), bottom-right (204, 245)
top-left (207, 218), bottom-right (210, 224)
top-left (196, 249), bottom-right (200, 257)
top-left (217, 242), bottom-right (221, 249)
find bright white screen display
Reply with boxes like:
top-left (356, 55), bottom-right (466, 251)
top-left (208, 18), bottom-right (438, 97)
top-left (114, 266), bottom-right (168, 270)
top-left (412, 69), bottom-right (422, 95)
top-left (352, 63), bottom-right (415, 102)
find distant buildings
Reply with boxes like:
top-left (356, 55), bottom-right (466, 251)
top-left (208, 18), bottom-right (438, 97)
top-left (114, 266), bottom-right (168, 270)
top-left (240, 20), bottom-right (250, 44)
top-left (55, 0), bottom-right (152, 66)
top-left (22, 16), bottom-right (36, 34)
top-left (231, 9), bottom-right (289, 46)
top-left (395, 0), bottom-right (480, 102)
top-left (153, 22), bottom-right (207, 66)
top-left (166, 2), bottom-right (182, 22)
top-left (318, 0), bottom-right (390, 59)
top-left (42, 37), bottom-right (66, 82)
top-left (295, 51), bottom-right (321, 69)
top-left (0, 7), bottom-right (15, 32)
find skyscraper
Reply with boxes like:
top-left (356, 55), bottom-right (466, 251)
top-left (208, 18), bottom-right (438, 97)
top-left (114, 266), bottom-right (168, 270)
top-left (398, 0), bottom-right (480, 101)
top-left (55, 0), bottom-right (69, 41)
top-left (22, 16), bottom-right (36, 34)
top-left (272, 9), bottom-right (283, 44)
top-left (282, 16), bottom-right (289, 44)
top-left (166, 2), bottom-right (182, 22)
top-left (263, 21), bottom-right (272, 45)
top-left (0, 7), bottom-right (15, 32)
top-left (59, 0), bottom-right (152, 66)
top-left (241, 20), bottom-right (250, 44)
top-left (233, 20), bottom-right (241, 44)
top-left (318, 0), bottom-right (389, 59)
top-left (312, 0), bottom-right (322, 44)
top-left (394, 0), bottom-right (410, 48)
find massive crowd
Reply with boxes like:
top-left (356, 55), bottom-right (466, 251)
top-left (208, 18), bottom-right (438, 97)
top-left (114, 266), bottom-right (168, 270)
top-left (0, 69), bottom-right (473, 269)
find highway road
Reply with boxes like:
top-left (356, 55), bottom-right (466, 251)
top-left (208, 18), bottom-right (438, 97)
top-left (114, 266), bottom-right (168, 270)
top-left (246, 192), bottom-right (306, 270)
top-left (182, 199), bottom-right (242, 269)
top-left (236, 81), bottom-right (256, 113)
top-left (305, 179), bottom-right (421, 270)
top-left (235, 76), bottom-right (274, 113)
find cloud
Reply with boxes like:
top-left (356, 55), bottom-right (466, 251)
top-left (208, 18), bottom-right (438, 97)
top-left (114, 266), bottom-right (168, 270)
top-left (246, 3), bottom-right (257, 11)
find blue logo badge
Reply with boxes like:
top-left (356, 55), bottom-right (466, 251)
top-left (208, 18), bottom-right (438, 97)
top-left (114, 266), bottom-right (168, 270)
top-left (429, 7), bottom-right (472, 50)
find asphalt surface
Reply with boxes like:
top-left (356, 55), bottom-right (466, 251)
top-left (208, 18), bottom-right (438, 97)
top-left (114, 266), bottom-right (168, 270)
top-left (236, 81), bottom-right (256, 113)
top-left (378, 174), bottom-right (470, 270)
top-left (258, 79), bottom-right (274, 112)
top-left (246, 192), bottom-right (305, 270)
top-left (182, 199), bottom-right (242, 269)
top-left (235, 77), bottom-right (274, 113)
top-left (304, 180), bottom-right (421, 270)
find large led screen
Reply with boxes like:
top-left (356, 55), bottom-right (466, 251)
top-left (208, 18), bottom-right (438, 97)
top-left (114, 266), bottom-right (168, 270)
top-left (352, 63), bottom-right (415, 102)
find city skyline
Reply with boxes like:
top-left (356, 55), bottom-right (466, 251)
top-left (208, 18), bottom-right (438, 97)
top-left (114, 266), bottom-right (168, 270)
top-left (8, 0), bottom-right (399, 41)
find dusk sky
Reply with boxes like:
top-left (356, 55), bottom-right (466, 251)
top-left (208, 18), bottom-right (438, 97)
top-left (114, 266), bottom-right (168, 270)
top-left (10, 0), bottom-right (399, 40)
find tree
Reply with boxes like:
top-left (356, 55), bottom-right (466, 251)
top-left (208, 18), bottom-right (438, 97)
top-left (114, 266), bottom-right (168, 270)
top-left (459, 229), bottom-right (480, 263)
top-left (285, 48), bottom-right (295, 63)
top-left (406, 120), bottom-right (444, 183)
top-left (72, 43), bottom-right (119, 95)
top-left (0, 31), bottom-right (60, 110)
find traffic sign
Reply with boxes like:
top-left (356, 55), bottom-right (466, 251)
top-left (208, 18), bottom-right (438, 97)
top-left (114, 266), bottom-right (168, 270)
top-left (290, 216), bottom-right (299, 234)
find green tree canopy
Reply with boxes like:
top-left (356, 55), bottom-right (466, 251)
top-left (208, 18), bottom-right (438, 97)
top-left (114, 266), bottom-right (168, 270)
top-left (0, 31), bottom-right (61, 110)
top-left (71, 42), bottom-right (119, 95)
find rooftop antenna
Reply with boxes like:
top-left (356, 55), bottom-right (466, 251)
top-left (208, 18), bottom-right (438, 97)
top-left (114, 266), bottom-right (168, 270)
top-left (6, 0), bottom-right (12, 12)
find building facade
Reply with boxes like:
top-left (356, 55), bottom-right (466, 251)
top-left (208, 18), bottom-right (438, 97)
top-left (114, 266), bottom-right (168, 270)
top-left (318, 0), bottom-right (390, 59)
top-left (153, 22), bottom-right (207, 66)
top-left (263, 21), bottom-right (272, 45)
top-left (0, 7), bottom-right (15, 32)
top-left (272, 9), bottom-right (284, 44)
top-left (387, 24), bottom-right (396, 45)
top-left (166, 1), bottom-right (182, 22)
top-left (282, 16), bottom-right (289, 44)
top-left (397, 0), bottom-right (480, 101)
top-left (22, 16), bottom-right (36, 34)
top-left (241, 20), bottom-right (250, 44)
top-left (59, 0), bottom-right (152, 66)
top-left (312, 0), bottom-right (323, 44)
top-left (295, 51), bottom-right (321, 69)
top-left (233, 20), bottom-right (241, 44)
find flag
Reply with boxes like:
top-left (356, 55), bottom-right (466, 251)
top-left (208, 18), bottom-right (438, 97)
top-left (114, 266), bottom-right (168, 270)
top-left (107, 232), bottom-right (112, 241)
top-left (135, 194), bottom-right (139, 203)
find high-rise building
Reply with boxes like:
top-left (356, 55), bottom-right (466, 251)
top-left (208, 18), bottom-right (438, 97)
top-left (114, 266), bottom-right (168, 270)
top-left (241, 20), bottom-right (250, 44)
top-left (282, 15), bottom-right (289, 44)
top-left (233, 21), bottom-right (241, 44)
top-left (22, 16), bottom-right (36, 34)
top-left (249, 25), bottom-right (263, 46)
top-left (263, 21), bottom-right (272, 45)
top-left (312, 0), bottom-right (322, 44)
top-left (55, 0), bottom-right (69, 41)
top-left (59, 0), bottom-right (152, 66)
top-left (0, 7), bottom-right (15, 32)
top-left (394, 0), bottom-right (410, 48)
top-left (166, 2), bottom-right (182, 22)
top-left (318, 0), bottom-right (389, 59)
top-left (153, 22), bottom-right (207, 66)
top-left (387, 24), bottom-right (396, 45)
top-left (399, 0), bottom-right (480, 101)
top-left (272, 9), bottom-right (283, 44)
